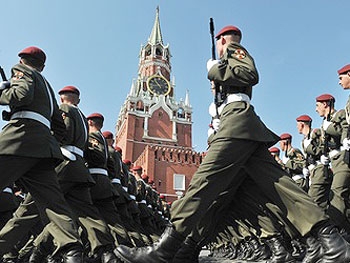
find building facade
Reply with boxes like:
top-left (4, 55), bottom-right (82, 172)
top-left (115, 8), bottom-right (203, 201)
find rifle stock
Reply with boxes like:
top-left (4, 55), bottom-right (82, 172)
top-left (0, 66), bottom-right (7, 81)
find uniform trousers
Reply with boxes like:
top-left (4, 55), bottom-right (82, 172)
top-left (328, 151), bottom-right (350, 232)
top-left (170, 139), bottom-right (328, 238)
top-left (0, 156), bottom-right (80, 255)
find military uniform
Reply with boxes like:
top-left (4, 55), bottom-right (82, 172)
top-left (321, 99), bottom-right (350, 233)
top-left (280, 133), bottom-right (309, 192)
top-left (299, 119), bottom-right (332, 212)
top-left (0, 47), bottom-right (81, 258)
top-left (85, 115), bottom-right (133, 247)
top-left (115, 25), bottom-right (350, 263)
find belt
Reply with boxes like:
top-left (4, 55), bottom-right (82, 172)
top-left (3, 187), bottom-right (13, 194)
top-left (11, 111), bottom-right (50, 129)
top-left (329, 149), bottom-right (340, 158)
top-left (89, 168), bottom-right (108, 176)
top-left (224, 86), bottom-right (249, 94)
top-left (148, 204), bottom-right (153, 209)
top-left (111, 178), bottom-right (121, 184)
top-left (139, 200), bottom-right (147, 204)
top-left (129, 195), bottom-right (136, 200)
top-left (217, 93), bottom-right (251, 115)
top-left (292, 174), bottom-right (305, 181)
top-left (61, 145), bottom-right (84, 158)
top-left (122, 186), bottom-right (128, 192)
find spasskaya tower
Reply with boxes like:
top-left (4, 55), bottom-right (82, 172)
top-left (115, 7), bottom-right (202, 201)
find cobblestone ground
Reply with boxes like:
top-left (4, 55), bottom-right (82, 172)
top-left (198, 250), bottom-right (261, 263)
top-left (198, 250), bottom-right (301, 263)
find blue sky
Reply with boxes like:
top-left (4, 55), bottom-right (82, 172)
top-left (1, 1), bottom-right (350, 153)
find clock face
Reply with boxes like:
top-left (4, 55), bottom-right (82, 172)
top-left (147, 75), bottom-right (171, 96)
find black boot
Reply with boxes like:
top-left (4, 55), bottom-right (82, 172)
top-left (85, 245), bottom-right (118, 263)
top-left (114, 226), bottom-right (185, 263)
top-left (316, 224), bottom-right (350, 263)
top-left (246, 237), bottom-right (271, 261)
top-left (291, 239), bottom-right (306, 261)
top-left (28, 246), bottom-right (49, 263)
top-left (302, 236), bottom-right (323, 263)
top-left (172, 237), bottom-right (201, 263)
top-left (264, 235), bottom-right (296, 263)
top-left (59, 243), bottom-right (84, 263)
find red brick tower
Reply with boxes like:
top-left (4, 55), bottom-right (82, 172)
top-left (115, 7), bottom-right (202, 201)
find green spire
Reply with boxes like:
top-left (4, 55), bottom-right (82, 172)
top-left (148, 6), bottom-right (163, 45)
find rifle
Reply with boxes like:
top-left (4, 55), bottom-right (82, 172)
top-left (0, 66), bottom-right (7, 81)
top-left (209, 18), bottom-right (221, 118)
top-left (323, 101), bottom-right (332, 178)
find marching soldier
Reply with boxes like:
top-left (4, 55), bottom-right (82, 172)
top-left (315, 94), bottom-right (350, 235)
top-left (115, 24), bottom-right (350, 263)
top-left (85, 113), bottom-right (134, 248)
top-left (0, 46), bottom-right (83, 262)
top-left (279, 133), bottom-right (309, 192)
top-left (296, 114), bottom-right (332, 211)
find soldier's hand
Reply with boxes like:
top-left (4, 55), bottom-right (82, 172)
top-left (320, 155), bottom-right (330, 165)
top-left (342, 138), bottom-right (350, 151)
top-left (302, 167), bottom-right (310, 177)
top-left (207, 59), bottom-right (220, 72)
top-left (212, 118), bottom-right (220, 131)
top-left (0, 81), bottom-right (10, 90)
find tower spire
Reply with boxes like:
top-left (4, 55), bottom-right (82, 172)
top-left (148, 6), bottom-right (163, 45)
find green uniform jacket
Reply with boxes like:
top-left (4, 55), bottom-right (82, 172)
top-left (56, 103), bottom-right (94, 185)
top-left (208, 42), bottom-right (279, 145)
top-left (0, 63), bottom-right (64, 159)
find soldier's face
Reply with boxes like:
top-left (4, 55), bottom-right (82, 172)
top-left (316, 102), bottom-right (327, 117)
top-left (296, 122), bottom-right (303, 134)
top-left (339, 73), bottom-right (350, 89)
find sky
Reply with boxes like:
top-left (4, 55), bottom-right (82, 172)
top-left (0, 0), bottom-right (350, 153)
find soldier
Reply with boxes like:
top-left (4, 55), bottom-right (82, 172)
top-left (114, 25), bottom-right (350, 263)
top-left (85, 113), bottom-right (134, 248)
top-left (269, 146), bottom-right (284, 167)
top-left (315, 93), bottom-right (350, 236)
top-left (279, 133), bottom-right (309, 192)
top-left (0, 46), bottom-right (83, 262)
top-left (296, 114), bottom-right (332, 211)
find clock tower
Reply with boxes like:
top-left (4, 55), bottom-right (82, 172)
top-left (115, 7), bottom-right (202, 201)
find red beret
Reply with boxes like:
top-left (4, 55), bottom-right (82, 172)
top-left (87, 112), bottom-right (104, 121)
top-left (122, 159), bottom-right (131, 165)
top-left (296, 114), bottom-right (312, 122)
top-left (316, 94), bottom-right (335, 102)
top-left (114, 146), bottom-right (122, 154)
top-left (102, 131), bottom-right (113, 139)
top-left (280, 133), bottom-right (292, 140)
top-left (132, 165), bottom-right (142, 171)
top-left (167, 201), bottom-right (172, 205)
top-left (58, 85), bottom-right (80, 96)
top-left (159, 195), bottom-right (165, 199)
top-left (215, 25), bottom-right (242, 39)
top-left (269, 147), bottom-right (280, 153)
top-left (141, 174), bottom-right (149, 180)
top-left (18, 46), bottom-right (46, 64)
top-left (148, 179), bottom-right (154, 184)
top-left (338, 64), bottom-right (350, 75)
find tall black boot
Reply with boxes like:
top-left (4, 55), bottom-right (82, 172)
top-left (315, 224), bottom-right (350, 263)
top-left (246, 236), bottom-right (271, 261)
top-left (264, 235), bottom-right (296, 263)
top-left (291, 239), bottom-right (306, 261)
top-left (59, 243), bottom-right (84, 263)
top-left (302, 236), bottom-right (323, 263)
top-left (114, 226), bottom-right (185, 263)
top-left (172, 237), bottom-right (201, 263)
